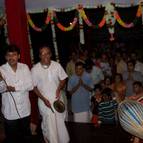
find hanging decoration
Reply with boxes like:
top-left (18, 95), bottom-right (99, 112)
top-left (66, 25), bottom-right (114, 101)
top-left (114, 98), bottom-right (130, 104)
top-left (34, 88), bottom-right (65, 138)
top-left (77, 4), bottom-right (106, 28)
top-left (78, 9), bottom-right (85, 44)
top-left (27, 10), bottom-right (51, 32)
top-left (105, 3), bottom-right (116, 41)
top-left (27, 25), bottom-right (34, 64)
top-left (27, 3), bottom-right (142, 31)
top-left (50, 9), bottom-right (59, 62)
top-left (27, 3), bottom-right (142, 42)
top-left (114, 4), bottom-right (142, 28)
top-left (77, 4), bottom-right (92, 27)
top-left (53, 11), bottom-right (78, 31)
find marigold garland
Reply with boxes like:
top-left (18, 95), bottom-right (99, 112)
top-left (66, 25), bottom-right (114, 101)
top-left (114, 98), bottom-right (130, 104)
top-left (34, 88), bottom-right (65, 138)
top-left (77, 5), bottom-right (106, 28)
top-left (27, 3), bottom-right (142, 32)
top-left (114, 4), bottom-right (142, 28)
top-left (55, 18), bottom-right (78, 31)
top-left (27, 12), bottom-right (51, 32)
top-left (53, 11), bottom-right (78, 31)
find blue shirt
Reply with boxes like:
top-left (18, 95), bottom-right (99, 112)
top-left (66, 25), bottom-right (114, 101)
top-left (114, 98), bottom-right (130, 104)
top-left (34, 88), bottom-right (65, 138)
top-left (67, 72), bottom-right (93, 113)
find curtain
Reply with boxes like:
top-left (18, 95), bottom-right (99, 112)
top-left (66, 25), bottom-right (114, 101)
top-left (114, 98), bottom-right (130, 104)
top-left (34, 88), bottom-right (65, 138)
top-left (5, 0), bottom-right (31, 67)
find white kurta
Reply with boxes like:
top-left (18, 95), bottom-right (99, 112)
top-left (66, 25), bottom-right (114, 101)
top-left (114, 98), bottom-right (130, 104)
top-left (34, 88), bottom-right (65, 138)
top-left (0, 62), bottom-right (33, 120)
top-left (31, 61), bottom-right (69, 143)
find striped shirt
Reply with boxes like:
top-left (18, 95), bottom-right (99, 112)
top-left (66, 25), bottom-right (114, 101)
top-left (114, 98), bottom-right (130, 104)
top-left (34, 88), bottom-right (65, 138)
top-left (98, 100), bottom-right (118, 124)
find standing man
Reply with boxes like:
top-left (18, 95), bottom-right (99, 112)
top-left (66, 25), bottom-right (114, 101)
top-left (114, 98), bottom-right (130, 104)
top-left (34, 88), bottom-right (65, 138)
top-left (0, 44), bottom-right (33, 143)
top-left (67, 62), bottom-right (93, 123)
top-left (31, 45), bottom-right (69, 143)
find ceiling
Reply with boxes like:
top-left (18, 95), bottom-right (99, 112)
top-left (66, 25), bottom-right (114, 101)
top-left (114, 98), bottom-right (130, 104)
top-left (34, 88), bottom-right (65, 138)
top-left (0, 0), bottom-right (141, 13)
top-left (25, 0), bottom-right (140, 12)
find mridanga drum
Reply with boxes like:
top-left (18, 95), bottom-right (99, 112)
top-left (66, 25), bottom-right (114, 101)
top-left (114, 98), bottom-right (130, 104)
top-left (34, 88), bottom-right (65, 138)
top-left (118, 99), bottom-right (143, 139)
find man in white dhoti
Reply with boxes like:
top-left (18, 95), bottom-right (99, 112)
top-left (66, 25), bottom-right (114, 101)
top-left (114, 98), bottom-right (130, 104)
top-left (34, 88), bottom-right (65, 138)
top-left (31, 45), bottom-right (70, 143)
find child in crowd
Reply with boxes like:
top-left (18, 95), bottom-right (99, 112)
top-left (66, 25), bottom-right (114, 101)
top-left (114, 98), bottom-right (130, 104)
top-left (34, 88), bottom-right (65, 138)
top-left (98, 88), bottom-right (118, 126)
top-left (91, 84), bottom-right (102, 127)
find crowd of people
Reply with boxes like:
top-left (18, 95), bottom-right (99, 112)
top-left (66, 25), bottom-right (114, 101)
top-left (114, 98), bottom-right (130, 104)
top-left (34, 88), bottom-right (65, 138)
top-left (66, 46), bottom-right (143, 143)
top-left (0, 44), bottom-right (143, 143)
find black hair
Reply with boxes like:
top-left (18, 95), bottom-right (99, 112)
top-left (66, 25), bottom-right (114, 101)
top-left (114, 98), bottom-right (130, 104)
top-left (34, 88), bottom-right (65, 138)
top-left (6, 44), bottom-right (20, 55)
top-left (133, 81), bottom-right (142, 87)
top-left (39, 45), bottom-right (51, 52)
top-left (85, 59), bottom-right (94, 70)
top-left (75, 61), bottom-right (85, 68)
top-left (127, 60), bottom-right (136, 67)
top-left (94, 84), bottom-right (102, 91)
top-left (102, 88), bottom-right (113, 97)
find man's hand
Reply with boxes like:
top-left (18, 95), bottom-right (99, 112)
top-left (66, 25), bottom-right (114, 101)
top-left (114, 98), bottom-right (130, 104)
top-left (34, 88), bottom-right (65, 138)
top-left (56, 79), bottom-right (66, 99)
top-left (79, 78), bottom-right (83, 85)
top-left (43, 98), bottom-right (51, 108)
top-left (56, 88), bottom-right (61, 99)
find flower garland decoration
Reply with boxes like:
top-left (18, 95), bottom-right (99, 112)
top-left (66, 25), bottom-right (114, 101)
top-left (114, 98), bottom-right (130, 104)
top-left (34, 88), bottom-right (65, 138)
top-left (27, 10), bottom-right (51, 32)
top-left (27, 3), bottom-right (142, 34)
top-left (77, 4), bottom-right (92, 26)
top-left (27, 25), bottom-right (34, 64)
top-left (79, 10), bottom-right (85, 44)
top-left (105, 3), bottom-right (116, 41)
top-left (49, 9), bottom-right (59, 62)
top-left (77, 4), bottom-right (106, 29)
top-left (114, 4), bottom-right (142, 28)
top-left (53, 11), bottom-right (78, 31)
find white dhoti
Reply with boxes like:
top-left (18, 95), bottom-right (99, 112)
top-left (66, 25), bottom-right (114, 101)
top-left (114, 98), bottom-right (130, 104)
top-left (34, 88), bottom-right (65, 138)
top-left (74, 111), bottom-right (90, 123)
top-left (39, 101), bottom-right (70, 143)
top-left (31, 61), bottom-right (69, 142)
